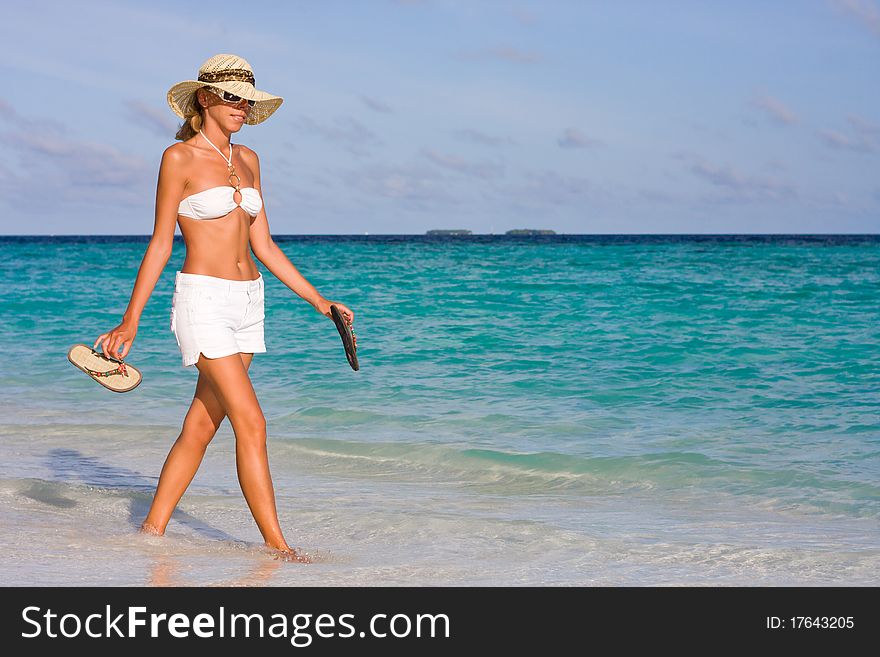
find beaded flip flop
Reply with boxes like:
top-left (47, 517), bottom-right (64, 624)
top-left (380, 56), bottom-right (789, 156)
top-left (330, 305), bottom-right (359, 371)
top-left (67, 344), bottom-right (143, 393)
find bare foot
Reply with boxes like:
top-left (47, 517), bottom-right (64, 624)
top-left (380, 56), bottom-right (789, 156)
top-left (271, 546), bottom-right (313, 564)
top-left (139, 522), bottom-right (164, 536)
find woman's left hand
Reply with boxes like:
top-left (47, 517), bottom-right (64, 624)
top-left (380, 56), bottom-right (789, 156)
top-left (315, 298), bottom-right (356, 346)
top-left (315, 298), bottom-right (354, 323)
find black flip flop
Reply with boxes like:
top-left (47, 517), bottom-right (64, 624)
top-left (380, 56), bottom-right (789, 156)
top-left (330, 304), bottom-right (359, 371)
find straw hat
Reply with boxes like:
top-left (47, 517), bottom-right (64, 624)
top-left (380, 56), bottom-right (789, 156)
top-left (166, 53), bottom-right (283, 126)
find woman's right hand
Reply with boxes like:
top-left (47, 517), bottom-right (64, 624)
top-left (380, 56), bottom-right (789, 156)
top-left (94, 319), bottom-right (138, 360)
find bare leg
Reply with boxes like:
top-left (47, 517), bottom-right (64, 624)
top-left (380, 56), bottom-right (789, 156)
top-left (189, 352), bottom-right (308, 562)
top-left (140, 353), bottom-right (253, 534)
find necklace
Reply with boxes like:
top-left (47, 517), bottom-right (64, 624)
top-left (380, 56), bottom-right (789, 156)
top-left (199, 129), bottom-right (241, 192)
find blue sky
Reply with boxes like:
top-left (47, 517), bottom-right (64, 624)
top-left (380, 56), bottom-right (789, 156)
top-left (1, 0), bottom-right (878, 234)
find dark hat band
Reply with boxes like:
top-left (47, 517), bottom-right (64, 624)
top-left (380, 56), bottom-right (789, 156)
top-left (197, 69), bottom-right (255, 85)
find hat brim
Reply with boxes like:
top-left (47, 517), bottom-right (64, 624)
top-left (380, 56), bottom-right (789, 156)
top-left (167, 80), bottom-right (283, 126)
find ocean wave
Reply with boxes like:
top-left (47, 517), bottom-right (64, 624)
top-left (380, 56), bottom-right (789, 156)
top-left (270, 436), bottom-right (880, 517)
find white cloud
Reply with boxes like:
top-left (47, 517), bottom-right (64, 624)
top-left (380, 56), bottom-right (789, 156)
top-left (831, 0), bottom-right (880, 38)
top-left (123, 99), bottom-right (179, 138)
top-left (340, 161), bottom-right (453, 202)
top-left (818, 115), bottom-right (879, 153)
top-left (421, 148), bottom-right (504, 179)
top-left (519, 169), bottom-right (593, 205)
top-left (453, 129), bottom-right (514, 147)
top-left (557, 127), bottom-right (602, 149)
top-left (360, 95), bottom-right (393, 114)
top-left (750, 95), bottom-right (798, 125)
top-left (848, 114), bottom-right (880, 138)
top-left (0, 98), bottom-right (152, 210)
top-left (293, 115), bottom-right (382, 156)
top-left (688, 158), bottom-right (797, 202)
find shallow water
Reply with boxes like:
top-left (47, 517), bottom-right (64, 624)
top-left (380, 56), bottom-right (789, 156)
top-left (1, 234), bottom-right (878, 585)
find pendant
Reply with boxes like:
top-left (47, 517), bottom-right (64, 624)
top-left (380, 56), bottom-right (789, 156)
top-left (228, 166), bottom-right (242, 192)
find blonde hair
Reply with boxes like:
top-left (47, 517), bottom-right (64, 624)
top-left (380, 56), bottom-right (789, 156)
top-left (174, 87), bottom-right (209, 141)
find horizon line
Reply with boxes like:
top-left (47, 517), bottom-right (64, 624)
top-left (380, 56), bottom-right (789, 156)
top-left (2, 232), bottom-right (879, 238)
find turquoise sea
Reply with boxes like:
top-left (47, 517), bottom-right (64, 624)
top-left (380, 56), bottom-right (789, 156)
top-left (0, 234), bottom-right (877, 586)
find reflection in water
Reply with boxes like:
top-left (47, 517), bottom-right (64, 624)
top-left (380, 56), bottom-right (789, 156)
top-left (148, 553), bottom-right (283, 587)
top-left (43, 448), bottom-right (327, 584)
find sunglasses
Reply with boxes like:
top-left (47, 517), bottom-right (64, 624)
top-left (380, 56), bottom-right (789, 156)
top-left (206, 87), bottom-right (256, 107)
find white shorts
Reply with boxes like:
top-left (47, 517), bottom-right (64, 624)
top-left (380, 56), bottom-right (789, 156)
top-left (170, 271), bottom-right (267, 367)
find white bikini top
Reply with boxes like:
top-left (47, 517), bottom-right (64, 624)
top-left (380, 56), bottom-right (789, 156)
top-left (177, 186), bottom-right (263, 220)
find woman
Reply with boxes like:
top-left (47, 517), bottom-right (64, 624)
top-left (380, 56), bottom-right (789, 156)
top-left (93, 54), bottom-right (355, 562)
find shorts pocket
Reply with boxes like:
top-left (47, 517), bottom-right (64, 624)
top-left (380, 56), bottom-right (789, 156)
top-left (255, 285), bottom-right (266, 317)
top-left (173, 288), bottom-right (200, 305)
top-left (249, 287), bottom-right (266, 323)
top-left (171, 288), bottom-right (201, 329)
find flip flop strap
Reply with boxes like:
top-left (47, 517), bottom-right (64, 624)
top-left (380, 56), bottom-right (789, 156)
top-left (84, 362), bottom-right (128, 378)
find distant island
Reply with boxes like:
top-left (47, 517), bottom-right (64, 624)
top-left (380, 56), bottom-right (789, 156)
top-left (426, 229), bottom-right (472, 235)
top-left (506, 228), bottom-right (556, 235)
